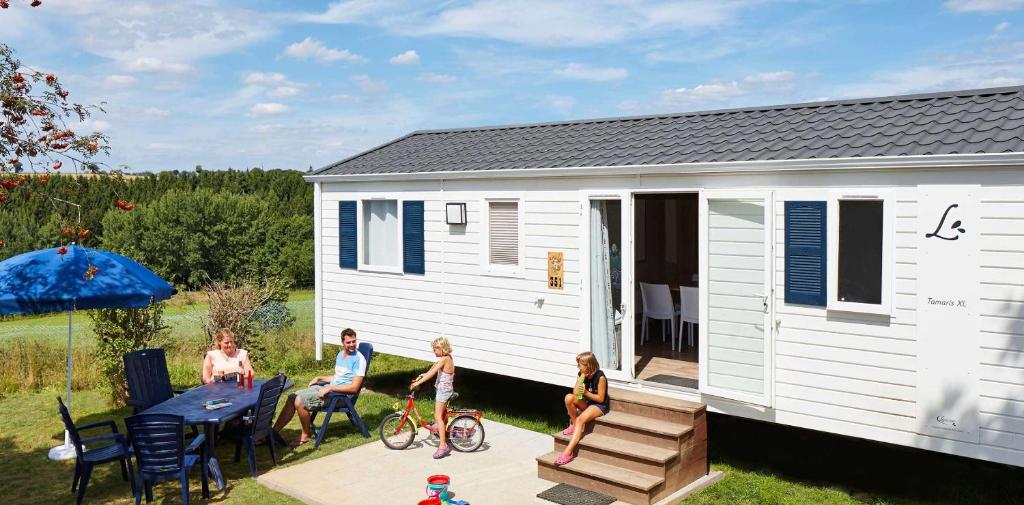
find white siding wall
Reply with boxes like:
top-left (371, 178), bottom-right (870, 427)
top-left (318, 182), bottom-right (588, 386)
top-left (772, 188), bottom-right (920, 434)
top-left (316, 168), bottom-right (1024, 466)
top-left (977, 187), bottom-right (1024, 459)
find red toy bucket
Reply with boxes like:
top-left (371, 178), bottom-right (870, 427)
top-left (418, 500), bottom-right (441, 505)
top-left (425, 474), bottom-right (450, 500)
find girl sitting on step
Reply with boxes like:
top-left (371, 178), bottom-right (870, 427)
top-left (555, 351), bottom-right (608, 465)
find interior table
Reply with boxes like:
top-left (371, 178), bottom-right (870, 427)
top-left (139, 378), bottom-right (293, 491)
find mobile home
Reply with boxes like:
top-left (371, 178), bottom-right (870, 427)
top-left (305, 87), bottom-right (1024, 475)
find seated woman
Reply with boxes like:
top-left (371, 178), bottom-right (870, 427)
top-left (202, 328), bottom-right (255, 384)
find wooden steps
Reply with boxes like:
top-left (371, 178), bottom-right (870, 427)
top-left (537, 388), bottom-right (708, 505)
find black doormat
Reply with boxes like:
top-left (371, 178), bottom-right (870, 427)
top-left (646, 374), bottom-right (699, 389)
top-left (537, 483), bottom-right (616, 505)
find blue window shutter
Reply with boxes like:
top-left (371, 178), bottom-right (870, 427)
top-left (403, 201), bottom-right (425, 274)
top-left (785, 201), bottom-right (827, 306)
top-left (339, 201), bottom-right (357, 269)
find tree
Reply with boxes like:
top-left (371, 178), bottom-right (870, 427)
top-left (90, 303), bottom-right (169, 406)
top-left (0, 41), bottom-right (117, 255)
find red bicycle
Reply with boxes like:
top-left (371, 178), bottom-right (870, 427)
top-left (378, 390), bottom-right (485, 452)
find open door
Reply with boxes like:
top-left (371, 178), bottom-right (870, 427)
top-left (698, 190), bottom-right (773, 406)
top-left (582, 191), bottom-right (634, 382)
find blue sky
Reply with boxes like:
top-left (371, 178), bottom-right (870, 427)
top-left (4, 0), bottom-right (1024, 172)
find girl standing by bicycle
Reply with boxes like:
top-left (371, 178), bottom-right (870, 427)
top-left (556, 351), bottom-right (608, 465)
top-left (410, 336), bottom-right (456, 459)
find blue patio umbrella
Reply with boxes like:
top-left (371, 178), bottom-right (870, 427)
top-left (0, 244), bottom-right (176, 459)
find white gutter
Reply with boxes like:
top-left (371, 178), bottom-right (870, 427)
top-left (303, 152), bottom-right (1024, 183)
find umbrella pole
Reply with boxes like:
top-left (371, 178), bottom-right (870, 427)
top-left (48, 309), bottom-right (76, 461)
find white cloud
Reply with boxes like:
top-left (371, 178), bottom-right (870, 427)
top-left (147, 142), bottom-right (181, 150)
top-left (102, 74), bottom-right (138, 89)
top-left (282, 37), bottom-right (367, 63)
top-left (304, 0), bottom-right (753, 47)
top-left (68, 2), bottom-right (276, 73)
top-left (389, 50), bottom-right (420, 64)
top-left (269, 86), bottom-right (302, 97)
top-left (620, 70), bottom-right (798, 113)
top-left (417, 72), bottom-right (457, 83)
top-left (124, 58), bottom-right (193, 74)
top-left (834, 41), bottom-right (1024, 98)
top-left (946, 0), bottom-right (1024, 13)
top-left (995, 22), bottom-right (1011, 32)
top-left (350, 75), bottom-right (388, 95)
top-left (240, 72), bottom-right (306, 99)
top-left (545, 95), bottom-right (576, 115)
top-left (553, 63), bottom-right (628, 81)
top-left (243, 72), bottom-right (290, 85)
top-left (140, 107), bottom-right (170, 118)
top-left (249, 103), bottom-right (290, 116)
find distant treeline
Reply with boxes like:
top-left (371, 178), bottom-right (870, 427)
top-left (0, 168), bottom-right (313, 289)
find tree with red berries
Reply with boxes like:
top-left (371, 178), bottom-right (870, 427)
top-left (0, 41), bottom-right (122, 252)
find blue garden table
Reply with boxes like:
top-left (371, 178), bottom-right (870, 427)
top-left (139, 379), bottom-right (293, 490)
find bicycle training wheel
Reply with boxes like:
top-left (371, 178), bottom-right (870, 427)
top-left (447, 415), bottom-right (485, 452)
top-left (379, 412), bottom-right (416, 450)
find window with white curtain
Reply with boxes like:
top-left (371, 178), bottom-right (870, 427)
top-left (362, 200), bottom-right (399, 268)
top-left (488, 201), bottom-right (519, 266)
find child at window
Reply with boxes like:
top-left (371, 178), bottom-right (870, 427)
top-left (410, 336), bottom-right (456, 459)
top-left (556, 351), bottom-right (609, 465)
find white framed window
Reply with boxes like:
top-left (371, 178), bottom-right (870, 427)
top-left (827, 190), bottom-right (893, 315)
top-left (482, 198), bottom-right (523, 276)
top-left (359, 199), bottom-right (402, 273)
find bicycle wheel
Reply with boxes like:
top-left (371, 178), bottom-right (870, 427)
top-left (379, 412), bottom-right (416, 450)
top-left (447, 415), bottom-right (485, 452)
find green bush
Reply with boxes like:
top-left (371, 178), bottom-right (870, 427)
top-left (90, 303), bottom-right (169, 406)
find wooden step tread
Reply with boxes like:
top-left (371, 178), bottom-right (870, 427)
top-left (609, 387), bottom-right (705, 414)
top-left (537, 451), bottom-right (663, 491)
top-left (597, 411), bottom-right (693, 438)
top-left (552, 432), bottom-right (678, 463)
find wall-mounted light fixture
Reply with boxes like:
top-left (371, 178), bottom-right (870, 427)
top-left (446, 202), bottom-right (467, 225)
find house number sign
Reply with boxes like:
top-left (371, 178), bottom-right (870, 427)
top-left (547, 251), bottom-right (564, 290)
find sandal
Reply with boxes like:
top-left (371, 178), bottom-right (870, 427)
top-left (289, 438), bottom-right (310, 448)
top-left (561, 424), bottom-right (575, 436)
top-left (554, 453), bottom-right (574, 465)
top-left (433, 446), bottom-right (452, 459)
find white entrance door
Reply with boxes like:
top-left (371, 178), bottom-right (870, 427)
top-left (582, 192), bottom-right (634, 381)
top-left (698, 191), bottom-right (773, 406)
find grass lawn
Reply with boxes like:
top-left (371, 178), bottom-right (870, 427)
top-left (0, 290), bottom-right (314, 346)
top-left (2, 293), bottom-right (1023, 504)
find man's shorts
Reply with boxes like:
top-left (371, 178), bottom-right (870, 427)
top-left (289, 385), bottom-right (326, 410)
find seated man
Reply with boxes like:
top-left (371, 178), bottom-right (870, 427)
top-left (273, 328), bottom-right (366, 447)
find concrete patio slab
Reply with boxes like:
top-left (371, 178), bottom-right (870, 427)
top-left (257, 419), bottom-right (628, 504)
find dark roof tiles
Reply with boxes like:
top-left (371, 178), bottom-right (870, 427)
top-left (314, 86), bottom-right (1024, 176)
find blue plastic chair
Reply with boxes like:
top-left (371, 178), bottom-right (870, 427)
top-left (230, 373), bottom-right (287, 476)
top-left (123, 349), bottom-right (185, 413)
top-left (125, 413), bottom-right (209, 505)
top-left (310, 342), bottom-right (374, 447)
top-left (57, 396), bottom-right (135, 505)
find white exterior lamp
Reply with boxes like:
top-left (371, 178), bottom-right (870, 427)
top-left (446, 202), bottom-right (467, 225)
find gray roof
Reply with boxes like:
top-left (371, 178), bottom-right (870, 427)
top-left (314, 86), bottom-right (1024, 176)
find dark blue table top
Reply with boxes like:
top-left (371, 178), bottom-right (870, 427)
top-left (140, 379), bottom-right (293, 425)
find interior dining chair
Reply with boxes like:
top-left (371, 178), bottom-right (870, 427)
top-left (678, 286), bottom-right (699, 350)
top-left (639, 282), bottom-right (679, 349)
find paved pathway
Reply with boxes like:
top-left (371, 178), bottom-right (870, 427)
top-left (258, 419), bottom-right (626, 504)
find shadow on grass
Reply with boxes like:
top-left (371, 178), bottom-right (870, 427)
top-left (706, 413), bottom-right (1024, 505)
